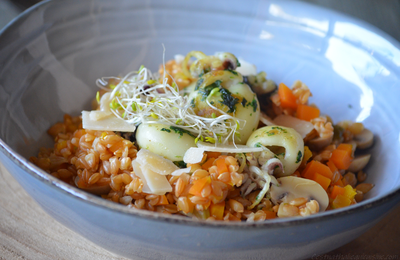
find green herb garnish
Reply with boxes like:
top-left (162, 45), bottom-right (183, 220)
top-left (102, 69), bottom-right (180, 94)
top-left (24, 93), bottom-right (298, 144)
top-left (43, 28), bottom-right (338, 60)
top-left (250, 98), bottom-right (257, 112)
top-left (219, 88), bottom-right (239, 113)
top-left (170, 126), bottom-right (195, 138)
top-left (241, 97), bottom-right (247, 107)
top-left (225, 69), bottom-right (238, 76)
top-left (174, 161), bottom-right (187, 168)
top-left (296, 151), bottom-right (302, 163)
top-left (195, 78), bottom-right (204, 91)
top-left (198, 80), bottom-right (222, 101)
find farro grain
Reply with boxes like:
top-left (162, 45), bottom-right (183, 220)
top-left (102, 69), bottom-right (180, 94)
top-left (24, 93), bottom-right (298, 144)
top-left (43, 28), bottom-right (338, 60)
top-left (357, 170), bottom-right (367, 183)
top-left (119, 196), bottom-right (133, 205)
top-left (289, 197), bottom-right (307, 207)
top-left (201, 184), bottom-right (212, 197)
top-left (175, 178), bottom-right (185, 197)
top-left (190, 196), bottom-right (209, 205)
top-left (218, 172), bottom-right (230, 183)
top-left (343, 172), bottom-right (357, 187)
top-left (177, 197), bottom-right (190, 213)
top-left (228, 199), bottom-right (244, 213)
top-left (356, 183), bottom-right (374, 194)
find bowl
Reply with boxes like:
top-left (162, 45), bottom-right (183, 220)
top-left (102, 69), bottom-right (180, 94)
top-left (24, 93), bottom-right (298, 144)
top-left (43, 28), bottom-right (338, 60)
top-left (1, 0), bottom-right (400, 259)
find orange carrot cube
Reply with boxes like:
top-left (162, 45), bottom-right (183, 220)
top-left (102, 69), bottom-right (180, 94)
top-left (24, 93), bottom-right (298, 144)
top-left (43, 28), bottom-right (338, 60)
top-left (296, 104), bottom-right (320, 121)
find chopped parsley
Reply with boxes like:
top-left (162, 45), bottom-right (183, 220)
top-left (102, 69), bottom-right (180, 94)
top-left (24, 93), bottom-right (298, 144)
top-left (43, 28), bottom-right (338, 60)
top-left (241, 97), bottom-right (248, 107)
top-left (236, 59), bottom-right (241, 67)
top-left (224, 69), bottom-right (238, 76)
top-left (174, 161), bottom-right (187, 168)
top-left (195, 78), bottom-right (204, 91)
top-left (254, 142), bottom-right (262, 147)
top-left (250, 98), bottom-right (257, 112)
top-left (160, 128), bottom-right (171, 133)
top-left (266, 126), bottom-right (288, 136)
top-left (198, 80), bottom-right (222, 101)
top-left (219, 88), bottom-right (239, 113)
top-left (190, 98), bottom-right (195, 108)
top-left (296, 151), bottom-right (302, 163)
top-left (170, 126), bottom-right (195, 138)
top-left (272, 126), bottom-right (288, 133)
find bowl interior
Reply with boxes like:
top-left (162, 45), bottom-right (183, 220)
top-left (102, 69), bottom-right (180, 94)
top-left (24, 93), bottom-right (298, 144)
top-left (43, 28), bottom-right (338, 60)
top-left (1, 0), bottom-right (400, 208)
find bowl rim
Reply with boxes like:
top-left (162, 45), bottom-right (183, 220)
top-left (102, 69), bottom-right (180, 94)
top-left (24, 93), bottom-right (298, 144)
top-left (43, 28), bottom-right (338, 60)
top-left (2, 139), bottom-right (400, 229)
top-left (1, 0), bottom-right (400, 229)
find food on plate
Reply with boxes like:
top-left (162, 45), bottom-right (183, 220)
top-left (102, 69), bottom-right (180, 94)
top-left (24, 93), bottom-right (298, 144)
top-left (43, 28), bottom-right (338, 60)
top-left (30, 51), bottom-right (374, 221)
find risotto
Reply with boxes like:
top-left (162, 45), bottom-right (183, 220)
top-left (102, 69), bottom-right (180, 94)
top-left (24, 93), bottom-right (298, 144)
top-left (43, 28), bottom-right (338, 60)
top-left (30, 51), bottom-right (374, 222)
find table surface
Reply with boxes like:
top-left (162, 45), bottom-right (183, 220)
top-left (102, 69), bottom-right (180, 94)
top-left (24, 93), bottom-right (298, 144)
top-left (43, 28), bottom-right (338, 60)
top-left (1, 0), bottom-right (400, 259)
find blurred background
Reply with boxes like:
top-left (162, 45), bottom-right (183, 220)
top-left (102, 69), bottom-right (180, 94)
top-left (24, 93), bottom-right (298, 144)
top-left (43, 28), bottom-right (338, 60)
top-left (1, 0), bottom-right (400, 43)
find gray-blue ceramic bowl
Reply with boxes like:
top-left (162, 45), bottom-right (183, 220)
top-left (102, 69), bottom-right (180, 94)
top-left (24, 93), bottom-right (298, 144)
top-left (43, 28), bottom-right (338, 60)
top-left (1, 0), bottom-right (400, 259)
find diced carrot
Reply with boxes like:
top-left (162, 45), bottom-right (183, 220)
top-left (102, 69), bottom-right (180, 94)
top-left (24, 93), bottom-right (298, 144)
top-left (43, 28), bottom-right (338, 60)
top-left (189, 176), bottom-right (211, 196)
top-left (313, 173), bottom-right (331, 190)
top-left (333, 177), bottom-right (344, 187)
top-left (302, 160), bottom-right (313, 177)
top-left (296, 104), bottom-right (320, 121)
top-left (327, 160), bottom-right (338, 174)
top-left (264, 210), bottom-right (277, 219)
top-left (302, 160), bottom-right (333, 180)
top-left (215, 156), bottom-right (228, 174)
top-left (337, 143), bottom-right (353, 154)
top-left (156, 195), bottom-right (169, 205)
top-left (206, 152), bottom-right (221, 159)
top-left (332, 194), bottom-right (352, 209)
top-left (330, 149), bottom-right (352, 170)
top-left (330, 185), bottom-right (345, 199)
top-left (203, 200), bottom-right (211, 210)
top-left (278, 83), bottom-right (298, 109)
top-left (210, 201), bottom-right (225, 220)
top-left (343, 185), bottom-right (357, 200)
top-left (201, 157), bottom-right (215, 170)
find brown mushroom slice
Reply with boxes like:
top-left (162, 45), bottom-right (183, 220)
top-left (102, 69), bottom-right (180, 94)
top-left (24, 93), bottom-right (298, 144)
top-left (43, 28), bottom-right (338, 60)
top-left (307, 135), bottom-right (333, 151)
top-left (270, 176), bottom-right (329, 211)
top-left (348, 154), bottom-right (371, 172)
top-left (353, 128), bottom-right (374, 149)
top-left (74, 177), bottom-right (111, 195)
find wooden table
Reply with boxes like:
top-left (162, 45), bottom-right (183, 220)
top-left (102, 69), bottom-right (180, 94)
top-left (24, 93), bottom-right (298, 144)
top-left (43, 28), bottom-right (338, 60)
top-left (1, 163), bottom-right (399, 259)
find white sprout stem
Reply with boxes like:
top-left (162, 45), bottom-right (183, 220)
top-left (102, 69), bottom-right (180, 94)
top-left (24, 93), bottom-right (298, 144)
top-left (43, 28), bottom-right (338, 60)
top-left (247, 165), bottom-right (275, 210)
top-left (100, 65), bottom-right (244, 144)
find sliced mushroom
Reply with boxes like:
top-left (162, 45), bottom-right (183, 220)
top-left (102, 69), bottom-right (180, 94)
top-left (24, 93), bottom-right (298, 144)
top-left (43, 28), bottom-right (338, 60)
top-left (348, 154), bottom-right (371, 172)
top-left (270, 176), bottom-right (329, 211)
top-left (353, 128), bottom-right (374, 149)
top-left (74, 177), bottom-right (111, 195)
top-left (307, 136), bottom-right (333, 151)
